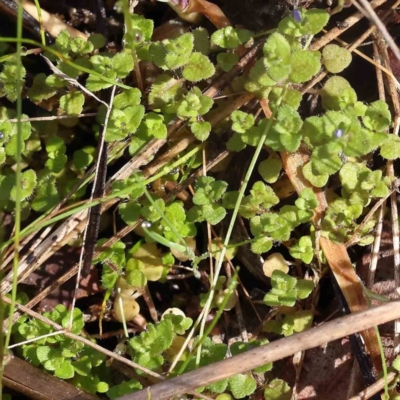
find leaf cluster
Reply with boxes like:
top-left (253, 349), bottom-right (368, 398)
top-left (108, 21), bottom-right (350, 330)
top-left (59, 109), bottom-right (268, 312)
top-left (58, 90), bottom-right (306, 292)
top-left (14, 305), bottom-right (109, 394)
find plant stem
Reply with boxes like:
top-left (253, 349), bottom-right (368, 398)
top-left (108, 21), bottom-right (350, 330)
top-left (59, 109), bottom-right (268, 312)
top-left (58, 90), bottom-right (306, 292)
top-left (195, 95), bottom-right (283, 366)
top-left (0, 1), bottom-right (24, 397)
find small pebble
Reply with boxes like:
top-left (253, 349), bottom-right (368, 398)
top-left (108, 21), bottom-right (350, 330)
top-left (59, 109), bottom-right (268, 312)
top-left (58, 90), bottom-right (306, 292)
top-left (291, 9), bottom-right (302, 23)
top-left (141, 221), bottom-right (152, 229)
top-left (0, 132), bottom-right (4, 140)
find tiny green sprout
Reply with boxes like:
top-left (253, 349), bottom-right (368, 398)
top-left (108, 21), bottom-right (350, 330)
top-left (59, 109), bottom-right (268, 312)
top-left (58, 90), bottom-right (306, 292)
top-left (263, 32), bottom-right (291, 70)
top-left (86, 52), bottom-right (134, 91)
top-left (14, 305), bottom-right (108, 392)
top-left (211, 26), bottom-right (253, 49)
top-left (128, 318), bottom-right (188, 374)
top-left (321, 197), bottom-right (364, 242)
top-left (96, 240), bottom-right (126, 289)
top-left (263, 378), bottom-right (292, 400)
top-left (231, 110), bottom-right (254, 134)
top-left (289, 236), bottom-right (314, 264)
top-left (278, 8), bottom-right (329, 37)
top-left (161, 201), bottom-right (197, 243)
top-left (362, 100), bottom-right (391, 131)
top-left (125, 14), bottom-right (154, 45)
top-left (266, 104), bottom-right (303, 152)
top-left (0, 56), bottom-right (26, 102)
top-left (176, 87), bottom-right (213, 119)
top-left (263, 270), bottom-right (314, 307)
top-left (249, 202), bottom-right (305, 245)
top-left (70, 37), bottom-right (94, 55)
top-left (162, 309), bottom-right (193, 335)
top-left (45, 136), bottom-right (68, 174)
top-left (97, 104), bottom-right (145, 142)
top-left (239, 181), bottom-right (279, 218)
top-left (320, 76), bottom-right (357, 110)
top-left (88, 33), bottom-right (106, 50)
top-left (322, 44), bottom-right (352, 73)
top-left (53, 30), bottom-right (72, 56)
top-left (31, 173), bottom-right (60, 212)
top-left (141, 198), bottom-right (165, 223)
top-left (310, 142), bottom-right (343, 176)
top-left (340, 162), bottom-right (390, 205)
top-left (149, 32), bottom-right (194, 70)
top-left (269, 88), bottom-right (302, 111)
top-left (227, 374), bottom-right (257, 399)
top-left (0, 116), bottom-right (31, 158)
top-left (137, 112), bottom-right (167, 139)
top-left (187, 176), bottom-right (228, 225)
top-left (264, 309), bottom-right (313, 337)
top-left (73, 146), bottom-right (95, 170)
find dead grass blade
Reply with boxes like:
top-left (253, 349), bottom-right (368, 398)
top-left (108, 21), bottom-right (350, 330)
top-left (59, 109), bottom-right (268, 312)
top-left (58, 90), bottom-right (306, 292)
top-left (122, 301), bottom-right (400, 400)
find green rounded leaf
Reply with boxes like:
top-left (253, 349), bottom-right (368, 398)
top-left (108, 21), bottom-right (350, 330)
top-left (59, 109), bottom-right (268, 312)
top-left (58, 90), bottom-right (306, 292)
top-left (320, 76), bottom-right (357, 110)
top-left (211, 26), bottom-right (253, 49)
top-left (10, 169), bottom-right (37, 202)
top-left (302, 162), bottom-right (329, 187)
top-left (113, 52), bottom-right (134, 78)
top-left (216, 52), bottom-right (239, 72)
top-left (193, 27), bottom-right (210, 55)
top-left (55, 360), bottom-right (74, 379)
top-left (182, 52), bottom-right (215, 82)
top-left (289, 50), bottom-right (321, 83)
top-left (322, 44), bottom-right (352, 73)
top-left (27, 73), bottom-right (57, 101)
top-left (263, 32), bottom-right (291, 66)
top-left (231, 110), bottom-right (254, 133)
top-left (190, 121), bottom-right (211, 141)
top-left (264, 379), bottom-right (292, 400)
top-left (381, 135), bottom-right (400, 160)
top-left (362, 100), bottom-right (391, 131)
top-left (258, 154), bottom-right (282, 183)
top-left (59, 91), bottom-right (84, 116)
top-left (119, 201), bottom-right (142, 226)
top-left (302, 9), bottom-right (330, 35)
top-left (228, 374), bottom-right (257, 399)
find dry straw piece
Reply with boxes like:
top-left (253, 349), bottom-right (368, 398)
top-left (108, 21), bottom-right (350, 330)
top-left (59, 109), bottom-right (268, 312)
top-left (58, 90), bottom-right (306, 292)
top-left (123, 301), bottom-right (400, 400)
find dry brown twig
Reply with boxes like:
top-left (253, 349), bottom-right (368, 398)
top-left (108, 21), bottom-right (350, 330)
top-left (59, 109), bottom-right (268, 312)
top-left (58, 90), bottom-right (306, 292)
top-left (349, 370), bottom-right (398, 400)
top-left (21, 0), bottom-right (87, 39)
top-left (373, 30), bottom-right (400, 353)
top-left (122, 302), bottom-right (400, 400)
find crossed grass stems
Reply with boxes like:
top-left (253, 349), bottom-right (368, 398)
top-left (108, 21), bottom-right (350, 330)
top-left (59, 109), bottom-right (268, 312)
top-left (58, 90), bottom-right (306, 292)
top-left (2, 0), bottom-right (400, 397)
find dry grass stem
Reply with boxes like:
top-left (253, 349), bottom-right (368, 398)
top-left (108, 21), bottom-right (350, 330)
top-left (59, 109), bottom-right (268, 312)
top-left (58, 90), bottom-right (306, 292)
top-left (123, 302), bottom-right (400, 400)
